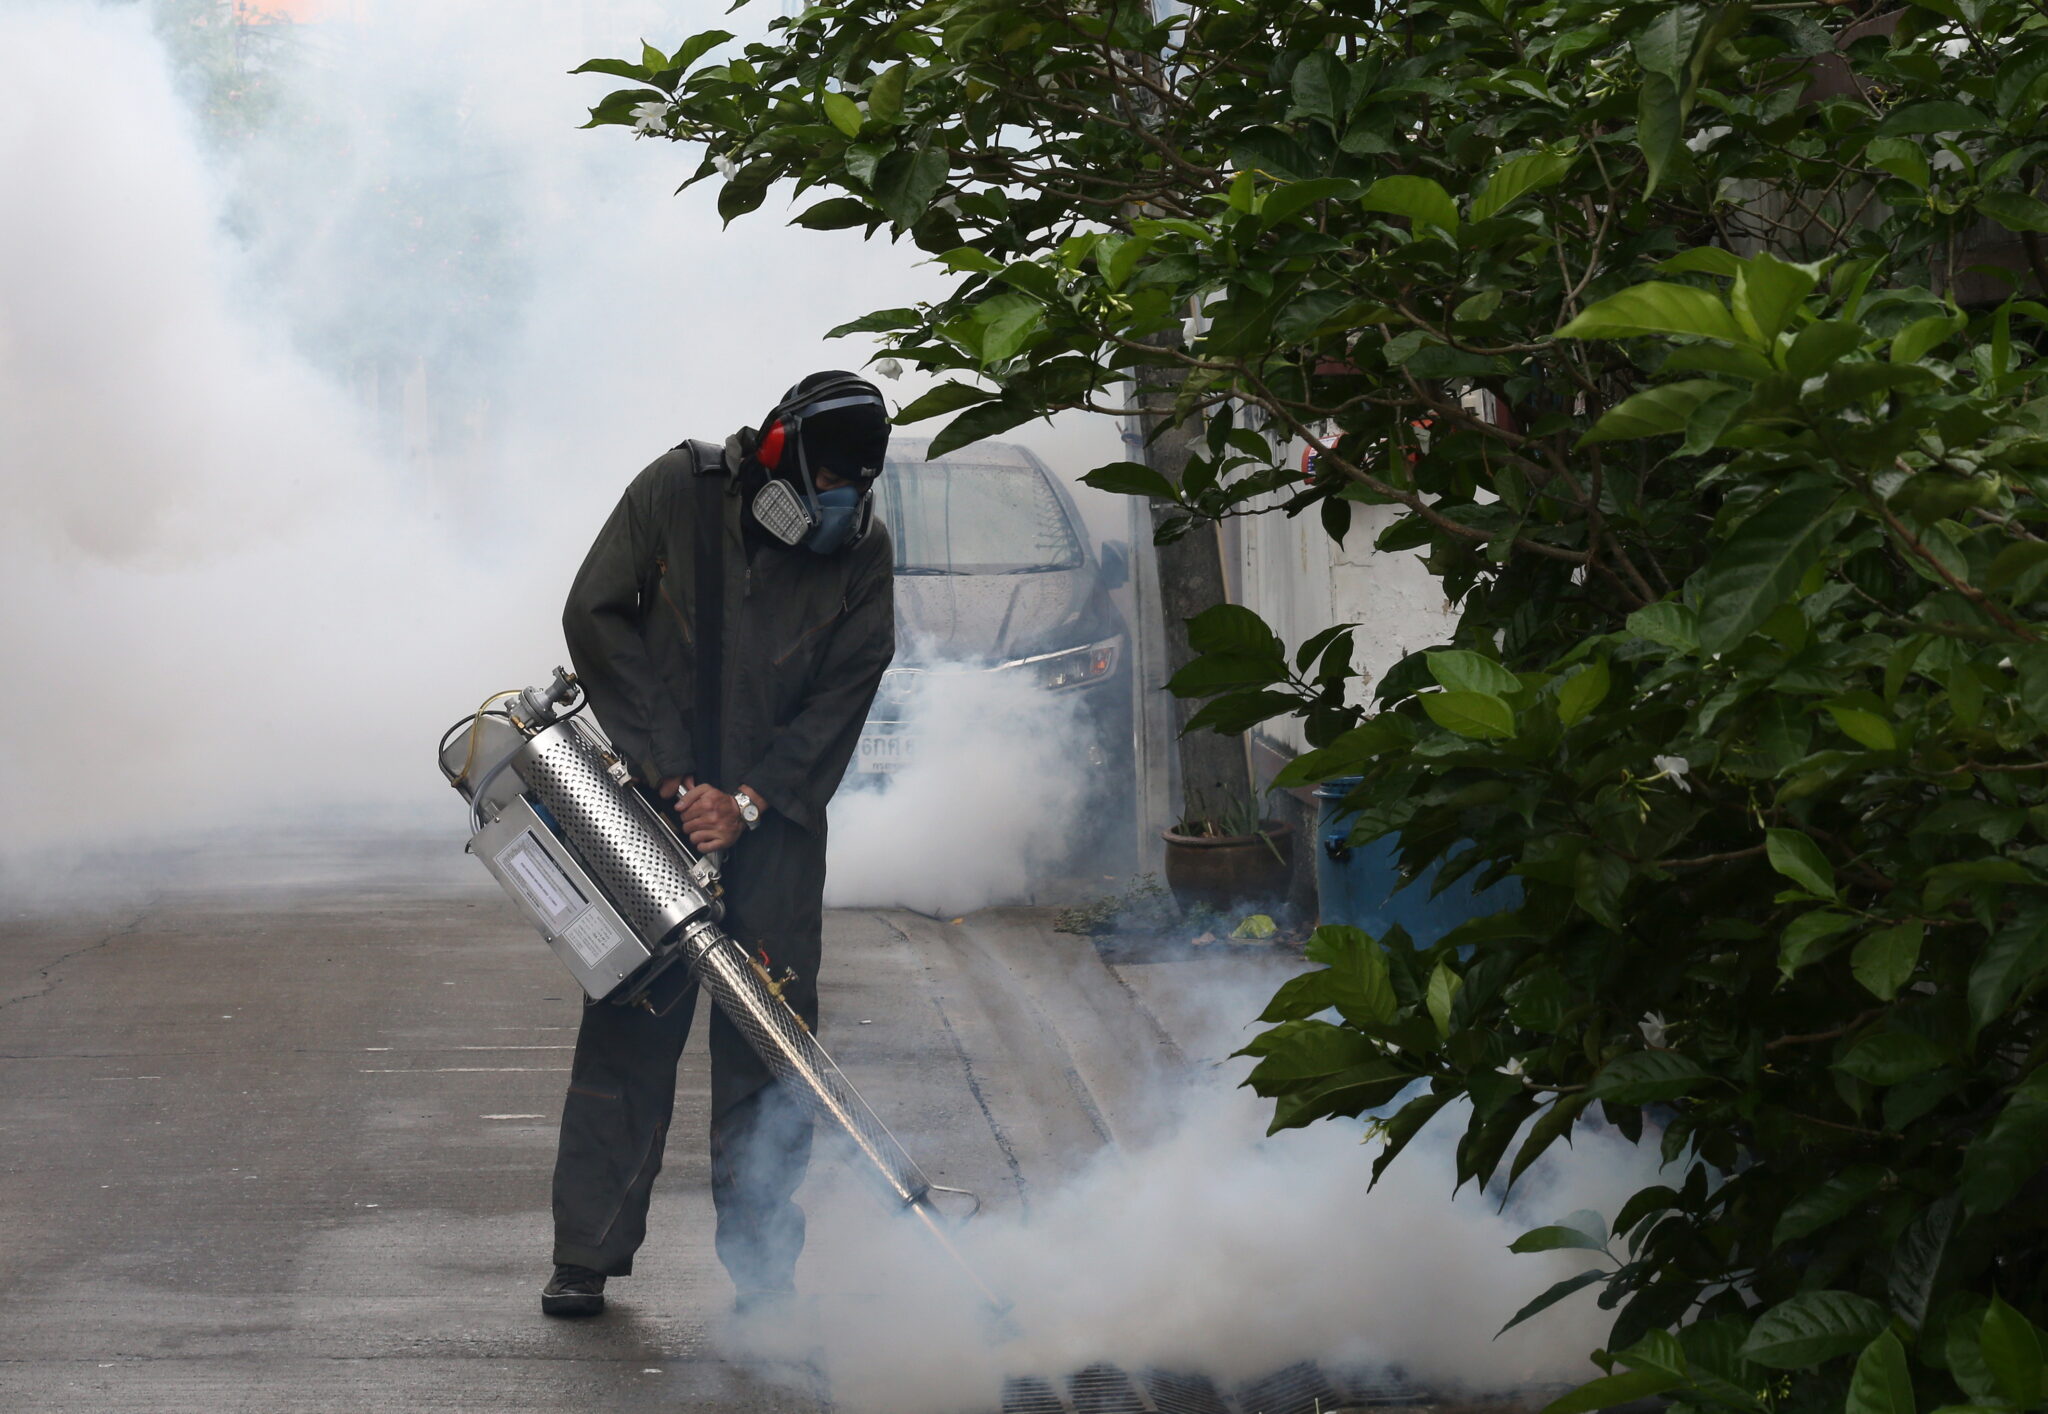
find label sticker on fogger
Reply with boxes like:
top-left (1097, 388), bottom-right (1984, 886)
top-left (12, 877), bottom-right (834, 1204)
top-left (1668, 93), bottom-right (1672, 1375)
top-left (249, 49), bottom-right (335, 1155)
top-left (499, 832), bottom-right (585, 929)
top-left (560, 911), bottom-right (624, 969)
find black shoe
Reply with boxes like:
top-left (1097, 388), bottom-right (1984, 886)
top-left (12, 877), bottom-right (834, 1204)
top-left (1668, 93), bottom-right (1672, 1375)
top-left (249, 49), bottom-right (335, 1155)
top-left (541, 1265), bottom-right (607, 1317)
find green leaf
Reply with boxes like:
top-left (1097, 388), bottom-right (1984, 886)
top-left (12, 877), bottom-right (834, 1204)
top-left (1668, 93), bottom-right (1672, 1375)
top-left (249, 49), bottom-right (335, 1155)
top-left (1628, 601), bottom-right (1699, 652)
top-left (1637, 71), bottom-right (1683, 196)
top-left (821, 90), bottom-right (863, 137)
top-left (1589, 1050), bottom-right (1709, 1104)
top-left (1470, 147), bottom-right (1576, 223)
top-left (791, 197), bottom-right (876, 230)
top-left (1304, 925), bottom-right (1399, 1027)
top-left (1835, 1030), bottom-right (1947, 1087)
top-left (1733, 255), bottom-right (1818, 345)
top-left (1852, 923), bottom-right (1924, 1002)
top-left (1694, 488), bottom-right (1846, 656)
top-left (1660, 247), bottom-right (1746, 277)
top-left (1826, 703), bottom-right (1899, 752)
top-left (1556, 661), bottom-right (1611, 726)
top-left (1080, 461), bottom-right (1174, 500)
top-left (1847, 1331), bottom-right (1917, 1414)
top-left (1788, 319), bottom-right (1868, 380)
top-left (1558, 283), bottom-right (1748, 346)
top-left (865, 61), bottom-right (908, 126)
top-left (1968, 917), bottom-right (2048, 1036)
top-left (1539, 1367), bottom-right (1681, 1414)
top-left (1259, 177), bottom-right (1359, 228)
top-left (1257, 969), bottom-right (1335, 1023)
top-left (1979, 191), bottom-right (2048, 234)
top-left (571, 57), bottom-right (653, 83)
top-left (1580, 380), bottom-right (1728, 444)
top-left (927, 395), bottom-right (1036, 458)
top-left (1574, 849), bottom-right (1630, 931)
top-left (895, 381), bottom-right (997, 425)
top-left (1426, 650), bottom-right (1521, 696)
top-left (1238, 1017), bottom-right (1377, 1082)
top-left (1360, 175), bottom-right (1459, 237)
top-left (1742, 1291), bottom-right (1891, 1368)
top-left (1981, 1296), bottom-right (2045, 1406)
top-left (1766, 828), bottom-right (1837, 899)
top-left (1426, 961), bottom-right (1462, 1038)
top-left (1890, 1196), bottom-right (1960, 1333)
top-left (1499, 1268), bottom-right (1606, 1337)
top-left (826, 307), bottom-right (920, 338)
top-left (1422, 691), bottom-right (1515, 740)
top-left (1960, 1069), bottom-right (2048, 1212)
top-left (1511, 1224), bottom-right (1608, 1254)
top-left (1167, 653), bottom-right (1288, 695)
top-left (1892, 312), bottom-right (1967, 367)
top-left (1990, 541), bottom-right (2048, 595)
top-left (1188, 603), bottom-right (1285, 659)
top-left (1875, 101), bottom-right (1992, 137)
top-left (1780, 910), bottom-right (1858, 977)
top-left (1774, 1165), bottom-right (1884, 1247)
top-left (873, 143), bottom-right (950, 230)
top-left (1866, 136), bottom-right (1932, 191)
top-left (1510, 1093), bottom-right (1591, 1185)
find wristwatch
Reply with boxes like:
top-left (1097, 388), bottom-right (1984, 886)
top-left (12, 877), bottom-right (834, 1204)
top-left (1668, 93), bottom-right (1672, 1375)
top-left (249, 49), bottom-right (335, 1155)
top-left (733, 790), bottom-right (762, 830)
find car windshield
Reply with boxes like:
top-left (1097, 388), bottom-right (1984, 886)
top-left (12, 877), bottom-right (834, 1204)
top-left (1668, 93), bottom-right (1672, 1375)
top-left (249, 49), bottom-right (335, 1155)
top-left (873, 456), bottom-right (1083, 575)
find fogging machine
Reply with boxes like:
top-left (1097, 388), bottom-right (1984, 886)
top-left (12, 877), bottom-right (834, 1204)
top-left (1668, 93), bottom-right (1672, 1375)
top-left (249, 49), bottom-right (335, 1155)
top-left (437, 670), bottom-right (1001, 1311)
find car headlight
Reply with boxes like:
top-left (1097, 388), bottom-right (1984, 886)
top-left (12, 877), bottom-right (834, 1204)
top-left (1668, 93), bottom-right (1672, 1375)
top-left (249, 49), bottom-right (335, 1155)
top-left (1002, 639), bottom-right (1120, 691)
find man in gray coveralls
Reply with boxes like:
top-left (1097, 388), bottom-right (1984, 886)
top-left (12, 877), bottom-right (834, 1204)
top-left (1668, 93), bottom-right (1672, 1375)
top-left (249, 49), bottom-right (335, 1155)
top-left (540, 371), bottom-right (895, 1318)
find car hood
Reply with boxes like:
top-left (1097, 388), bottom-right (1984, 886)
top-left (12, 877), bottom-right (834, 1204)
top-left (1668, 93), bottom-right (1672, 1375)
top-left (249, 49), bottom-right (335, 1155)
top-left (893, 566), bottom-right (1115, 665)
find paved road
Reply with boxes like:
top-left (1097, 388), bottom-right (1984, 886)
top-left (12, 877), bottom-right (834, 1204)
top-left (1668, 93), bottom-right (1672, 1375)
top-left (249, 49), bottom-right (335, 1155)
top-left (0, 832), bottom-right (1262, 1413)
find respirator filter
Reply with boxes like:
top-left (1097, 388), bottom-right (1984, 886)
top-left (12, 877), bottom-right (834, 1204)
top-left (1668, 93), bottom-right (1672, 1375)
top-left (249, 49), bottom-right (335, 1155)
top-left (752, 477), bottom-right (812, 546)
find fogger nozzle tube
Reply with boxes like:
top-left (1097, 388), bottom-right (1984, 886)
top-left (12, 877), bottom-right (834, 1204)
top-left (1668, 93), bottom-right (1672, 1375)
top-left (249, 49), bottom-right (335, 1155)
top-left (445, 688), bottom-right (999, 1309)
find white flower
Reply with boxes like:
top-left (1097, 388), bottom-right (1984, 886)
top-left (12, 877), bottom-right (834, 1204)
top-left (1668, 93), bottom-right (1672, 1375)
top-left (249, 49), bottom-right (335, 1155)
top-left (1651, 755), bottom-right (1692, 792)
top-left (629, 100), bottom-right (670, 136)
top-left (1500, 1055), bottom-right (1527, 1078)
top-left (1639, 1013), bottom-right (1669, 1048)
top-left (872, 357), bottom-right (903, 381)
top-left (1180, 314), bottom-right (1202, 347)
top-left (936, 195), bottom-right (962, 217)
top-left (713, 153), bottom-right (737, 179)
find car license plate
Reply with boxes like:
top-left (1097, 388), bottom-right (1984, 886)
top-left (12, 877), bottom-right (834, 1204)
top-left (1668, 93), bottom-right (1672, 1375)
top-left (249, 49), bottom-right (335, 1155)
top-left (856, 729), bottom-right (914, 773)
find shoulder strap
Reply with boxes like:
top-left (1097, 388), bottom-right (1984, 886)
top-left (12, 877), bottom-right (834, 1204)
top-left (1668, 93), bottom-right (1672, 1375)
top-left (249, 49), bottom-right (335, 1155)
top-left (685, 441), bottom-right (726, 786)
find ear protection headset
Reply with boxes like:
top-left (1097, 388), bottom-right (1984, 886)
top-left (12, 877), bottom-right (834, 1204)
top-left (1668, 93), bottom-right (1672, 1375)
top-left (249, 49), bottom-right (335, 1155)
top-left (751, 373), bottom-right (889, 551)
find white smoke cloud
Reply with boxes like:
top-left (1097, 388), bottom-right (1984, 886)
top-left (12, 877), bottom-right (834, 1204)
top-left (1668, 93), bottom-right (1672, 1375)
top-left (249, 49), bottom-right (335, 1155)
top-left (824, 664), bottom-right (1099, 915)
top-left (0, 0), bottom-right (1127, 887)
top-left (748, 961), bottom-right (1669, 1414)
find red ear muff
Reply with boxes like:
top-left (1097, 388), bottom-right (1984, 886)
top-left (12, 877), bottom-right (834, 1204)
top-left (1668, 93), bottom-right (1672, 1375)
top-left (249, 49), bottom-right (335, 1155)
top-left (758, 419), bottom-right (787, 469)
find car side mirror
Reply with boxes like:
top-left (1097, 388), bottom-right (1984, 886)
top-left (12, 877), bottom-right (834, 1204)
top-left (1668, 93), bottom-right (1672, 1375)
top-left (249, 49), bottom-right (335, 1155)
top-left (1098, 539), bottom-right (1129, 591)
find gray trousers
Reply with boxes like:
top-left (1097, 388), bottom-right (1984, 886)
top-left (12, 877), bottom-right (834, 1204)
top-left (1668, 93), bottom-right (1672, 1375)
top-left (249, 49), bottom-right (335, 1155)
top-left (549, 948), bottom-right (818, 1290)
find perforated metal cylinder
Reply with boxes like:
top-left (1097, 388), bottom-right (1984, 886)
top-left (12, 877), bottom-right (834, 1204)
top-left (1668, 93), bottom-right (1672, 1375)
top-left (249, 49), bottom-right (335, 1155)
top-left (509, 719), bottom-right (932, 1211)
top-left (511, 720), bottom-right (708, 945)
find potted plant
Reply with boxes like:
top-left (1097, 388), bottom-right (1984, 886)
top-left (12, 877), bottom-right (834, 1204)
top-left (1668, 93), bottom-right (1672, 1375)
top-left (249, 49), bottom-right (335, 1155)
top-left (1161, 792), bottom-right (1293, 914)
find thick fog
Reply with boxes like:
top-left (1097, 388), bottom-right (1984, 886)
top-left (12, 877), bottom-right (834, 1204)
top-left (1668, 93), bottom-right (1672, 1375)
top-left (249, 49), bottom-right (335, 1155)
top-left (0, 0), bottom-right (1122, 899)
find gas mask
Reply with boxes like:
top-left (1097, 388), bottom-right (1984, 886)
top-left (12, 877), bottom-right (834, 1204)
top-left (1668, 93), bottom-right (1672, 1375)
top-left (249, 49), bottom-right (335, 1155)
top-left (748, 373), bottom-right (888, 555)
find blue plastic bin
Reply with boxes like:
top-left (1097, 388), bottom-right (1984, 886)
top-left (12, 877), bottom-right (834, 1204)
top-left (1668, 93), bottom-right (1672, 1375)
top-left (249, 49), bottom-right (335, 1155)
top-left (1313, 776), bottom-right (1521, 947)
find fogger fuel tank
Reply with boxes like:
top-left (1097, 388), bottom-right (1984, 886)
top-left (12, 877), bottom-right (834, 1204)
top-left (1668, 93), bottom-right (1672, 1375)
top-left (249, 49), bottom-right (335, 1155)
top-left (438, 671), bottom-right (1003, 1309)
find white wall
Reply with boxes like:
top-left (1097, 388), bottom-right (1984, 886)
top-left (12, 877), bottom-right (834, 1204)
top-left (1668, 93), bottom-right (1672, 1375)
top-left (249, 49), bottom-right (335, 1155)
top-left (1234, 453), bottom-right (1455, 756)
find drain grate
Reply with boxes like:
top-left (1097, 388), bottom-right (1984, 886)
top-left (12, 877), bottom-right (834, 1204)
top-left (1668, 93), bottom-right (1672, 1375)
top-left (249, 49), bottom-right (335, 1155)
top-left (1329, 1364), bottom-right (1428, 1407)
top-left (1002, 1375), bottom-right (1068, 1414)
top-left (1068, 1362), bottom-right (1146, 1414)
top-left (1144, 1368), bottom-right (1232, 1414)
top-left (1234, 1360), bottom-right (1347, 1414)
top-left (991, 1358), bottom-right (1442, 1414)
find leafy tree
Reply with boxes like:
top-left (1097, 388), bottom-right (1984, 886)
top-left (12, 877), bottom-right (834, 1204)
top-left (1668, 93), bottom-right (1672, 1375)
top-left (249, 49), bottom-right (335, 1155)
top-left (581, 3), bottom-right (2048, 1411)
